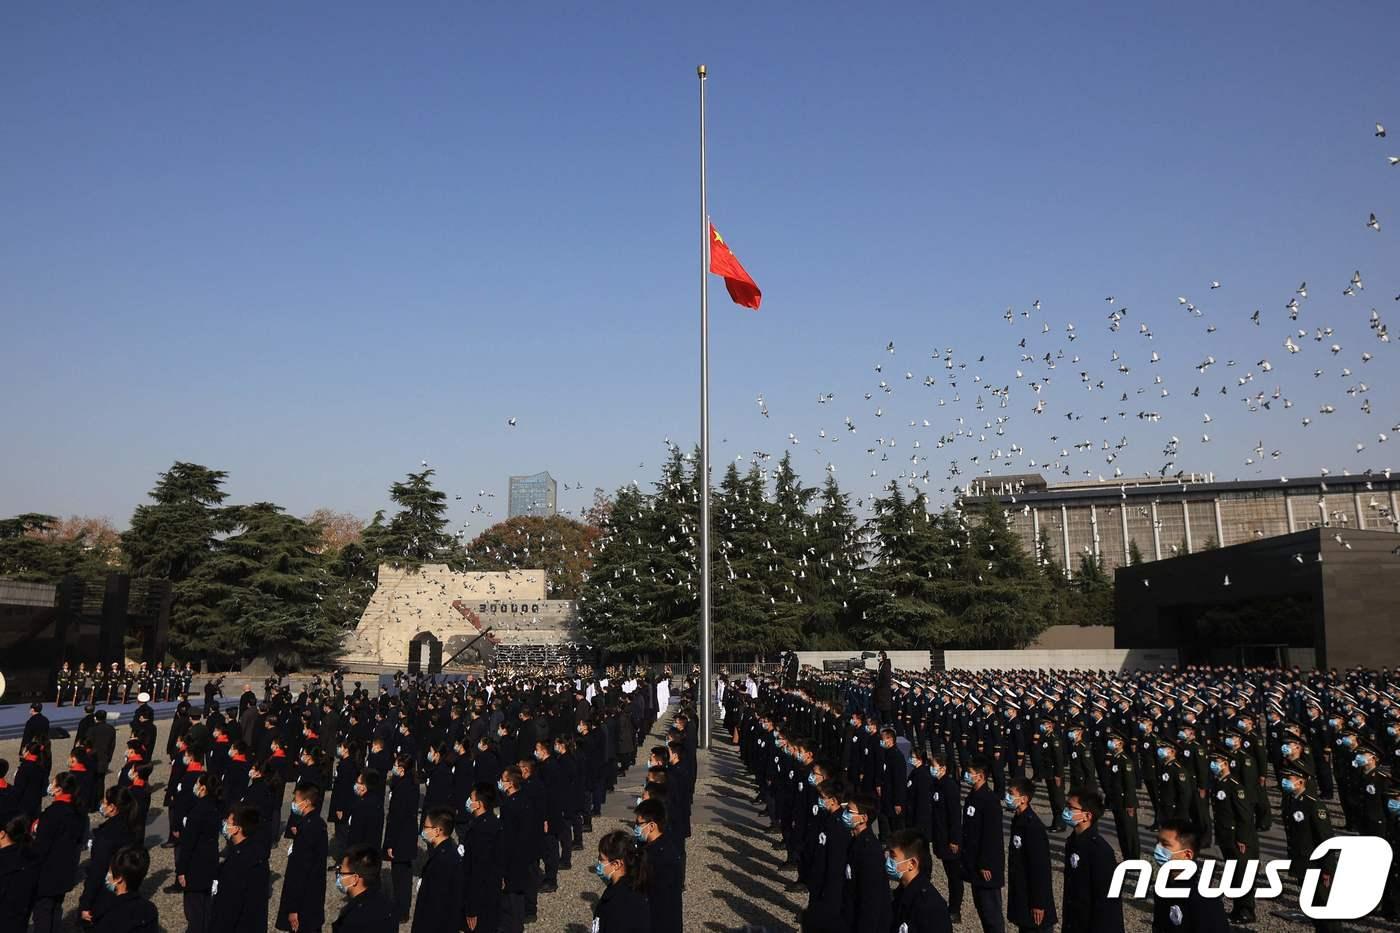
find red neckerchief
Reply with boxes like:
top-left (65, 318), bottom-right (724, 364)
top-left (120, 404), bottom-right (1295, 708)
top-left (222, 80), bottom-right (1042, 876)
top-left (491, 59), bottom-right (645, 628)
top-left (22, 753), bottom-right (37, 762)
top-left (304, 730), bottom-right (319, 740)
top-left (271, 748), bottom-right (286, 759)
top-left (215, 735), bottom-right (231, 745)
top-left (231, 752), bottom-right (248, 763)
top-left (53, 792), bottom-right (74, 804)
top-left (0, 779), bottom-right (8, 789)
top-left (70, 762), bottom-right (88, 773)
top-left (132, 778), bottom-right (147, 787)
top-left (186, 761), bottom-right (205, 773)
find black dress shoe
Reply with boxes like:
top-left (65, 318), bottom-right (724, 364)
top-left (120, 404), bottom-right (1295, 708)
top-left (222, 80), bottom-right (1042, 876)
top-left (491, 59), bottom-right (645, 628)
top-left (539, 881), bottom-right (558, 893)
top-left (949, 912), bottom-right (961, 925)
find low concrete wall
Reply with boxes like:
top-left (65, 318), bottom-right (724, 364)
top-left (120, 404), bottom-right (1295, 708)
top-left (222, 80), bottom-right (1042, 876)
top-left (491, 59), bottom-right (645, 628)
top-left (942, 648), bottom-right (1179, 672)
top-left (1029, 625), bottom-right (1115, 649)
top-left (796, 650), bottom-right (932, 671)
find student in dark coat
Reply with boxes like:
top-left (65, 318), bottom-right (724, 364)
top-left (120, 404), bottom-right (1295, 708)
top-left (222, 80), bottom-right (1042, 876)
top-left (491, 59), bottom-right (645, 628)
top-left (1151, 820), bottom-right (1230, 933)
top-left (239, 759), bottom-right (279, 856)
top-left (905, 748), bottom-right (935, 841)
top-left (801, 781), bottom-right (849, 933)
top-left (592, 829), bottom-right (651, 933)
top-left (959, 756), bottom-right (1005, 933)
top-left (276, 784), bottom-right (329, 933)
top-left (634, 799), bottom-right (682, 933)
top-left (410, 807), bottom-right (462, 933)
top-left (878, 728), bottom-right (908, 835)
top-left (499, 768), bottom-right (540, 933)
top-left (383, 755), bottom-right (420, 923)
top-left (30, 770), bottom-right (88, 933)
top-left (13, 746), bottom-right (48, 823)
top-left (92, 845), bottom-right (160, 933)
top-left (1060, 789), bottom-right (1124, 933)
top-left (928, 754), bottom-right (964, 923)
top-left (22, 704), bottom-right (50, 748)
top-left (888, 829), bottom-right (953, 933)
top-left (331, 843), bottom-right (396, 933)
top-left (79, 787), bottom-right (141, 924)
top-left (209, 803), bottom-right (271, 933)
top-left (462, 783), bottom-right (505, 933)
top-left (345, 769), bottom-right (386, 853)
top-left (329, 741), bottom-right (361, 850)
top-left (1005, 778), bottom-right (1056, 933)
top-left (840, 791), bottom-right (890, 933)
top-left (177, 774), bottom-right (222, 933)
top-left (0, 816), bottom-right (37, 932)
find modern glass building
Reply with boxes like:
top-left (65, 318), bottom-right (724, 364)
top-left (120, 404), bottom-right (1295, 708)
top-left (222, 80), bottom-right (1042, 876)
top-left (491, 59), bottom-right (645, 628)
top-left (508, 471), bottom-right (557, 518)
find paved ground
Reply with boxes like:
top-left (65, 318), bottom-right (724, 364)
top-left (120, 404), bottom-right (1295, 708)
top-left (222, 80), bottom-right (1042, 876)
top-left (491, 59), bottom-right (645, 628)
top-left (3, 717), bottom-right (1393, 931)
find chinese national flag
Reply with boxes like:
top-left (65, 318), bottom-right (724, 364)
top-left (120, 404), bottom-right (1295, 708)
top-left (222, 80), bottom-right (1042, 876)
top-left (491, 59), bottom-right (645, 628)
top-left (708, 223), bottom-right (762, 310)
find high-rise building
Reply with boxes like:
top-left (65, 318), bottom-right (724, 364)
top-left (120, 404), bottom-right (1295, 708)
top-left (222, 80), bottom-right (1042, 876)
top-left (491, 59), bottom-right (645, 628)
top-left (508, 471), bottom-right (557, 518)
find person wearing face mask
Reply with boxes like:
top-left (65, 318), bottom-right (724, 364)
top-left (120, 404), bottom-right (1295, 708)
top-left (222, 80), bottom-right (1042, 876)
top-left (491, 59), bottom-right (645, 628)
top-left (591, 829), bottom-right (650, 933)
top-left (532, 739), bottom-right (569, 890)
top-left (177, 772), bottom-right (223, 933)
top-left (1154, 740), bottom-right (1190, 825)
top-left (957, 757), bottom-right (1004, 933)
top-left (1100, 731), bottom-right (1140, 860)
top-left (498, 768), bottom-right (539, 933)
top-left (29, 770), bottom-right (86, 933)
top-left (331, 843), bottom-right (395, 933)
top-left (345, 769), bottom-right (386, 854)
top-left (79, 786), bottom-right (141, 923)
top-left (208, 804), bottom-right (269, 933)
top-left (634, 799), bottom-right (681, 933)
top-left (1205, 750), bottom-right (1257, 924)
top-left (887, 829), bottom-right (952, 933)
top-left (877, 727), bottom-right (908, 838)
top-left (472, 737), bottom-right (504, 795)
top-left (409, 808), bottom-right (461, 933)
top-left (1234, 715), bottom-right (1271, 834)
top-left (1032, 718), bottom-right (1067, 836)
top-left (837, 791), bottom-right (889, 933)
top-left (91, 845), bottom-right (159, 933)
top-left (384, 755), bottom-right (420, 923)
top-left (462, 783), bottom-right (504, 933)
top-left (420, 742), bottom-right (454, 817)
top-left (1059, 789), bottom-right (1123, 933)
top-left (1354, 745), bottom-right (1389, 839)
top-left (926, 753), bottom-right (964, 924)
top-left (1150, 820), bottom-right (1229, 933)
top-left (276, 784), bottom-right (328, 933)
top-left (329, 742), bottom-right (362, 856)
top-left (801, 781), bottom-right (850, 933)
top-left (905, 747), bottom-right (935, 844)
top-left (1065, 727), bottom-right (1097, 800)
top-left (1004, 778), bottom-right (1054, 933)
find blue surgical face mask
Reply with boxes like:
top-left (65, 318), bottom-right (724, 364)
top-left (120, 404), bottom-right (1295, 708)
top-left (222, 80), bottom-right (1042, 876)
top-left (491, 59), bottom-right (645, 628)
top-left (593, 861), bottom-right (608, 880)
top-left (840, 809), bottom-right (857, 829)
top-left (1002, 794), bottom-right (1017, 812)
top-left (1176, 730), bottom-right (1187, 741)
top-left (962, 771), bottom-right (974, 786)
top-left (1281, 778), bottom-right (1297, 794)
top-left (335, 874), bottom-right (348, 894)
top-left (1224, 737), bottom-right (1238, 749)
top-left (354, 784), bottom-right (365, 797)
top-left (1152, 843), bottom-right (1174, 865)
top-left (807, 772), bottom-right (818, 786)
top-left (884, 856), bottom-right (904, 880)
top-left (632, 824), bottom-right (645, 842)
top-left (1156, 747), bottom-right (1168, 760)
top-left (105, 876), bottom-right (118, 893)
top-left (1354, 754), bottom-right (1370, 769)
top-left (1209, 760), bottom-right (1222, 776)
top-left (1387, 799), bottom-right (1400, 815)
top-left (1106, 739), bottom-right (1118, 753)
top-left (1061, 807), bottom-right (1076, 827)
top-left (220, 822), bottom-right (233, 839)
top-left (497, 780), bottom-right (507, 794)
top-left (1279, 743), bottom-right (1293, 757)
top-left (420, 829), bottom-right (432, 843)
top-left (289, 800), bottom-right (300, 816)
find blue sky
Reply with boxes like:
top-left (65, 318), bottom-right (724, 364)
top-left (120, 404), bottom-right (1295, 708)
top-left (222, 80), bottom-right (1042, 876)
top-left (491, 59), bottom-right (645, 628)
top-left (2, 2), bottom-right (1397, 532)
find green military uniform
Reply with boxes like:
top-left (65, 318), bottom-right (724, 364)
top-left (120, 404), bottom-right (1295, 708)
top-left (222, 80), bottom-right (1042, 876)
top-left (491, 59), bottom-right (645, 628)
top-left (1067, 734), bottom-right (1097, 795)
top-left (1104, 742), bottom-right (1140, 860)
top-left (1036, 726), bottom-right (1068, 830)
top-left (1209, 770), bottom-right (1258, 921)
top-left (1156, 754), bottom-right (1192, 823)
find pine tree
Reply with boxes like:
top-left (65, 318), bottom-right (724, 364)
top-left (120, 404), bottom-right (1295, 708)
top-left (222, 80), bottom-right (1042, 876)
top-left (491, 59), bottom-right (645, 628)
top-left (854, 486), bottom-right (946, 647)
top-left (378, 469), bottom-right (455, 565)
top-left (1127, 539), bottom-right (1145, 565)
top-left (803, 474), bottom-right (863, 647)
top-left (123, 462), bottom-right (234, 660)
top-left (577, 483), bottom-right (667, 654)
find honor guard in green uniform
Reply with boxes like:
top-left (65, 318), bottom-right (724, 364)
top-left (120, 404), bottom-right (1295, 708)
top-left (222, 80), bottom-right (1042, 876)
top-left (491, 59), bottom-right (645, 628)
top-left (1207, 747), bottom-right (1258, 924)
top-left (1103, 732), bottom-right (1139, 860)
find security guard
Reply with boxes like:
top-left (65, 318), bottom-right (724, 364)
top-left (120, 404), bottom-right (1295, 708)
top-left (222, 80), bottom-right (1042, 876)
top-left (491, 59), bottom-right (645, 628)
top-left (1032, 718), bottom-right (1067, 835)
top-left (1353, 745), bottom-right (1390, 839)
top-left (1060, 788), bottom-right (1123, 933)
top-left (1151, 819), bottom-right (1229, 933)
top-left (1177, 723), bottom-right (1213, 850)
top-left (1103, 732), bottom-right (1140, 861)
top-left (887, 828), bottom-right (953, 933)
top-left (1206, 748), bottom-right (1257, 924)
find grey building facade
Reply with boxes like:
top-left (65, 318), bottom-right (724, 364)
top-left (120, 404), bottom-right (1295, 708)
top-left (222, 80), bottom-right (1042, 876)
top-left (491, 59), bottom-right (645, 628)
top-left (508, 471), bottom-right (557, 518)
top-left (964, 471), bottom-right (1400, 577)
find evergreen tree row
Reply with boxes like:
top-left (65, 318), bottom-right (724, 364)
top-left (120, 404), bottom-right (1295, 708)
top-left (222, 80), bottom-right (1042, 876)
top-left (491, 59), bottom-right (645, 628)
top-left (578, 448), bottom-right (1112, 658)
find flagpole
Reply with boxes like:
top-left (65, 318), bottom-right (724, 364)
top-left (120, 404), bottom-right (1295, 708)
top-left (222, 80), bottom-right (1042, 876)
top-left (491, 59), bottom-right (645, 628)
top-left (697, 63), bottom-right (712, 751)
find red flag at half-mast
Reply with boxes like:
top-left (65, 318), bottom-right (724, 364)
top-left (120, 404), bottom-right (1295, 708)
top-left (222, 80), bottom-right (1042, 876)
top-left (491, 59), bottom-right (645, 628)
top-left (708, 223), bottom-right (762, 310)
